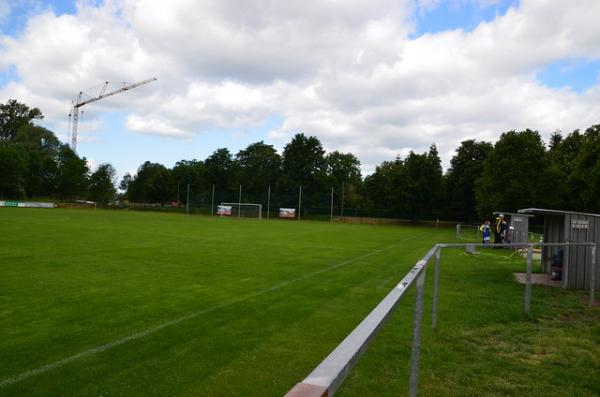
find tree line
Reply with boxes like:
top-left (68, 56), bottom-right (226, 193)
top-left (1, 99), bottom-right (598, 220)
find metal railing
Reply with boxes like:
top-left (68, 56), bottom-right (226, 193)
top-left (283, 241), bottom-right (597, 397)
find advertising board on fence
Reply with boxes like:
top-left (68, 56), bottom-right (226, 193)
top-left (217, 205), bottom-right (232, 216)
top-left (0, 201), bottom-right (55, 208)
top-left (279, 208), bottom-right (296, 219)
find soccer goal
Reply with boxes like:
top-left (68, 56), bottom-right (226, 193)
top-left (220, 202), bottom-right (263, 219)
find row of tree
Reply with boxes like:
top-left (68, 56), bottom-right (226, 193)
top-left (0, 100), bottom-right (116, 203)
top-left (1, 99), bottom-right (599, 220)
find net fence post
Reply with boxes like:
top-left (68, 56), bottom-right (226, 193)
top-left (330, 187), bottom-right (334, 223)
top-left (186, 183), bottom-right (190, 215)
top-left (590, 244), bottom-right (596, 308)
top-left (432, 248), bottom-right (441, 330)
top-left (563, 241), bottom-right (570, 288)
top-left (298, 186), bottom-right (302, 221)
top-left (409, 268), bottom-right (426, 397)
top-left (267, 185), bottom-right (271, 219)
top-left (238, 185), bottom-right (242, 218)
top-left (341, 182), bottom-right (345, 218)
top-left (525, 245), bottom-right (532, 315)
top-left (211, 184), bottom-right (215, 216)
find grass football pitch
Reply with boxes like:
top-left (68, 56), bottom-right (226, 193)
top-left (1, 209), bottom-right (598, 396)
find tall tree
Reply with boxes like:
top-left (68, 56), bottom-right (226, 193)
top-left (280, 133), bottom-right (328, 207)
top-left (119, 173), bottom-right (133, 193)
top-left (171, 159), bottom-right (205, 204)
top-left (0, 99), bottom-right (43, 141)
top-left (128, 161), bottom-right (172, 204)
top-left (571, 125), bottom-right (600, 212)
top-left (363, 158), bottom-right (408, 215)
top-left (234, 141), bottom-right (281, 200)
top-left (547, 129), bottom-right (584, 210)
top-left (88, 163), bottom-right (117, 204)
top-left (204, 148), bottom-right (233, 189)
top-left (0, 145), bottom-right (29, 198)
top-left (55, 145), bottom-right (89, 200)
top-left (403, 145), bottom-right (443, 220)
top-left (325, 151), bottom-right (362, 209)
top-left (15, 125), bottom-right (61, 197)
top-left (475, 129), bottom-right (560, 217)
top-left (445, 140), bottom-right (493, 222)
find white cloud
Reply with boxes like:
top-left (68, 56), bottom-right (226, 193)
top-left (126, 114), bottom-right (192, 138)
top-left (1, 0), bottom-right (600, 175)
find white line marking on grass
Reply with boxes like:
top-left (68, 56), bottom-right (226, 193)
top-left (0, 233), bottom-right (426, 388)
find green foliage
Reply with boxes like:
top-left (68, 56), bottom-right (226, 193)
top-left (171, 159), bottom-right (205, 204)
top-left (325, 151), bottom-right (362, 209)
top-left (234, 141), bottom-right (281, 199)
top-left (281, 133), bottom-right (328, 207)
top-left (282, 133), bottom-right (326, 190)
top-left (0, 99), bottom-right (43, 141)
top-left (362, 146), bottom-right (443, 220)
top-left (204, 148), bottom-right (233, 189)
top-left (55, 145), bottom-right (89, 200)
top-left (0, 144), bottom-right (29, 198)
top-left (475, 129), bottom-right (560, 218)
top-left (15, 125), bottom-right (61, 197)
top-left (571, 125), bottom-right (600, 212)
top-left (88, 163), bottom-right (117, 204)
top-left (3, 99), bottom-right (600, 218)
top-left (403, 145), bottom-right (443, 219)
top-left (445, 140), bottom-right (493, 221)
top-left (127, 161), bottom-right (171, 204)
top-left (119, 173), bottom-right (133, 196)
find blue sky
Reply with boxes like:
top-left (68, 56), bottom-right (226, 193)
top-left (1, 0), bottom-right (599, 178)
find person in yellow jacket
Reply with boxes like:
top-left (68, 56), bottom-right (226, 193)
top-left (494, 214), bottom-right (505, 244)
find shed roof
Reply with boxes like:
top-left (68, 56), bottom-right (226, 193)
top-left (518, 208), bottom-right (600, 218)
top-left (493, 211), bottom-right (534, 217)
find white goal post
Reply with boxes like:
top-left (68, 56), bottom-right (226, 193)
top-left (220, 202), bottom-right (263, 219)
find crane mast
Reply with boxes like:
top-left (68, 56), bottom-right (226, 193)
top-left (69, 77), bottom-right (157, 151)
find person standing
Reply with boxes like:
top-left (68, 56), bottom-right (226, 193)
top-left (494, 214), bottom-right (504, 245)
top-left (480, 220), bottom-right (491, 244)
top-left (500, 216), bottom-right (508, 243)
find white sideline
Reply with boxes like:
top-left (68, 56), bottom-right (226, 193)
top-left (0, 234), bottom-right (425, 388)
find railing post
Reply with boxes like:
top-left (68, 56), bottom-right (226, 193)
top-left (524, 245), bottom-right (533, 315)
top-left (432, 248), bottom-right (441, 330)
top-left (563, 241), bottom-right (570, 288)
top-left (409, 269), bottom-right (426, 397)
top-left (590, 245), bottom-right (596, 308)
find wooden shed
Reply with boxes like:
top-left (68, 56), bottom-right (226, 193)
top-left (492, 211), bottom-right (533, 244)
top-left (518, 208), bottom-right (599, 289)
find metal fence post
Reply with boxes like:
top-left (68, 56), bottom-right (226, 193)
top-left (590, 245), bottom-right (596, 308)
top-left (330, 187), bottom-right (334, 223)
top-left (298, 186), bottom-right (302, 221)
top-left (186, 183), bottom-right (190, 215)
top-left (211, 184), bottom-right (215, 216)
top-left (409, 269), bottom-right (426, 397)
top-left (432, 248), bottom-right (441, 330)
top-left (563, 241), bottom-right (570, 288)
top-left (525, 245), bottom-right (532, 315)
top-left (238, 185), bottom-right (242, 218)
top-left (267, 185), bottom-right (271, 219)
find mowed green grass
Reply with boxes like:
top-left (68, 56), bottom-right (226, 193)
top-left (1, 209), bottom-right (599, 397)
top-left (0, 208), bottom-right (448, 396)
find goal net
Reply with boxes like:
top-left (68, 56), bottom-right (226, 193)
top-left (220, 202), bottom-right (263, 219)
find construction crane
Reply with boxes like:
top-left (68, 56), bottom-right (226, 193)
top-left (68, 77), bottom-right (157, 151)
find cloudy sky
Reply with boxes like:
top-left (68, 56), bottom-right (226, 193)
top-left (1, 0), bottom-right (599, 178)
